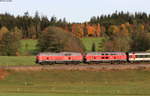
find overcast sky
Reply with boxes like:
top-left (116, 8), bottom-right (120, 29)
top-left (0, 0), bottom-right (150, 22)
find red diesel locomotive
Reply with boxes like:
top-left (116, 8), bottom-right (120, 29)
top-left (85, 52), bottom-right (127, 64)
top-left (36, 52), bottom-right (83, 64)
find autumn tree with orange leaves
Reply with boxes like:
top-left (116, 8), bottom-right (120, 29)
top-left (71, 24), bottom-right (84, 38)
top-left (86, 25), bottom-right (95, 36)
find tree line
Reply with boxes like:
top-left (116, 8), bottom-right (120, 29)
top-left (1, 11), bottom-right (150, 39)
top-left (0, 11), bottom-right (150, 56)
top-left (0, 12), bottom-right (68, 39)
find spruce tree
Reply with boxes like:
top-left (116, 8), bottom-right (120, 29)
top-left (37, 27), bottom-right (64, 52)
top-left (0, 27), bottom-right (21, 56)
top-left (91, 42), bottom-right (96, 52)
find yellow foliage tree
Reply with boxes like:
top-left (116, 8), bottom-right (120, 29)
top-left (120, 24), bottom-right (129, 36)
top-left (108, 25), bottom-right (120, 37)
top-left (95, 24), bottom-right (101, 37)
top-left (75, 24), bottom-right (84, 38)
top-left (0, 26), bottom-right (9, 40)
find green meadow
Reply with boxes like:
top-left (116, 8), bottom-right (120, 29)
top-left (19, 37), bottom-right (103, 56)
top-left (81, 37), bottom-right (104, 52)
top-left (0, 70), bottom-right (150, 96)
top-left (0, 38), bottom-right (149, 96)
top-left (19, 39), bottom-right (37, 56)
top-left (0, 56), bottom-right (35, 66)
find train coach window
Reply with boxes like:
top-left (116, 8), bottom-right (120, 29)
top-left (114, 54), bottom-right (118, 55)
top-left (142, 55), bottom-right (146, 58)
top-left (136, 55), bottom-right (142, 58)
top-left (146, 55), bottom-right (150, 58)
top-left (136, 55), bottom-right (148, 58)
top-left (136, 55), bottom-right (139, 58)
top-left (143, 55), bottom-right (150, 58)
top-left (142, 55), bottom-right (147, 58)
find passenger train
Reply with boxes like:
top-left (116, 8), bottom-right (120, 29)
top-left (36, 52), bottom-right (150, 64)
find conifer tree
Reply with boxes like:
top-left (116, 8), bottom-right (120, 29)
top-left (91, 42), bottom-right (96, 52)
top-left (37, 27), bottom-right (64, 52)
top-left (0, 27), bottom-right (21, 56)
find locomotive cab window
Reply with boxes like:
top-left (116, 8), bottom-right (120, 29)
top-left (65, 54), bottom-right (71, 56)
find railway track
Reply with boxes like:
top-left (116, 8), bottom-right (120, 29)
top-left (1, 64), bottom-right (150, 71)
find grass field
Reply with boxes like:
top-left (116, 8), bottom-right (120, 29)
top-left (0, 70), bottom-right (150, 96)
top-left (0, 38), bottom-right (150, 96)
top-left (81, 37), bottom-right (104, 52)
top-left (0, 56), bottom-right (35, 66)
top-left (20, 39), bottom-right (37, 56)
top-left (19, 38), bottom-right (103, 55)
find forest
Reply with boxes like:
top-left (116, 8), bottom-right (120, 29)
top-left (0, 11), bottom-right (150, 55)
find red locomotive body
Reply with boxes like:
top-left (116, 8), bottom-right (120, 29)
top-left (85, 52), bottom-right (127, 63)
top-left (36, 52), bottom-right (83, 64)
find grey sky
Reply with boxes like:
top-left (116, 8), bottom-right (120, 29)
top-left (0, 0), bottom-right (150, 22)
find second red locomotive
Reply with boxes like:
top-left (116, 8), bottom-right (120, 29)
top-left (85, 52), bottom-right (127, 64)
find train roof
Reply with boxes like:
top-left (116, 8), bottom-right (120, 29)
top-left (129, 52), bottom-right (150, 55)
top-left (37, 52), bottom-right (82, 56)
top-left (86, 52), bottom-right (126, 55)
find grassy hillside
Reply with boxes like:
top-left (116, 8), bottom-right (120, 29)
top-left (81, 37), bottom-right (104, 52)
top-left (1, 70), bottom-right (150, 96)
top-left (19, 39), bottom-right (37, 55)
top-left (19, 38), bottom-right (103, 56)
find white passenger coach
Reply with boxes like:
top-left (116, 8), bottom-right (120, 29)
top-left (129, 52), bottom-right (150, 62)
